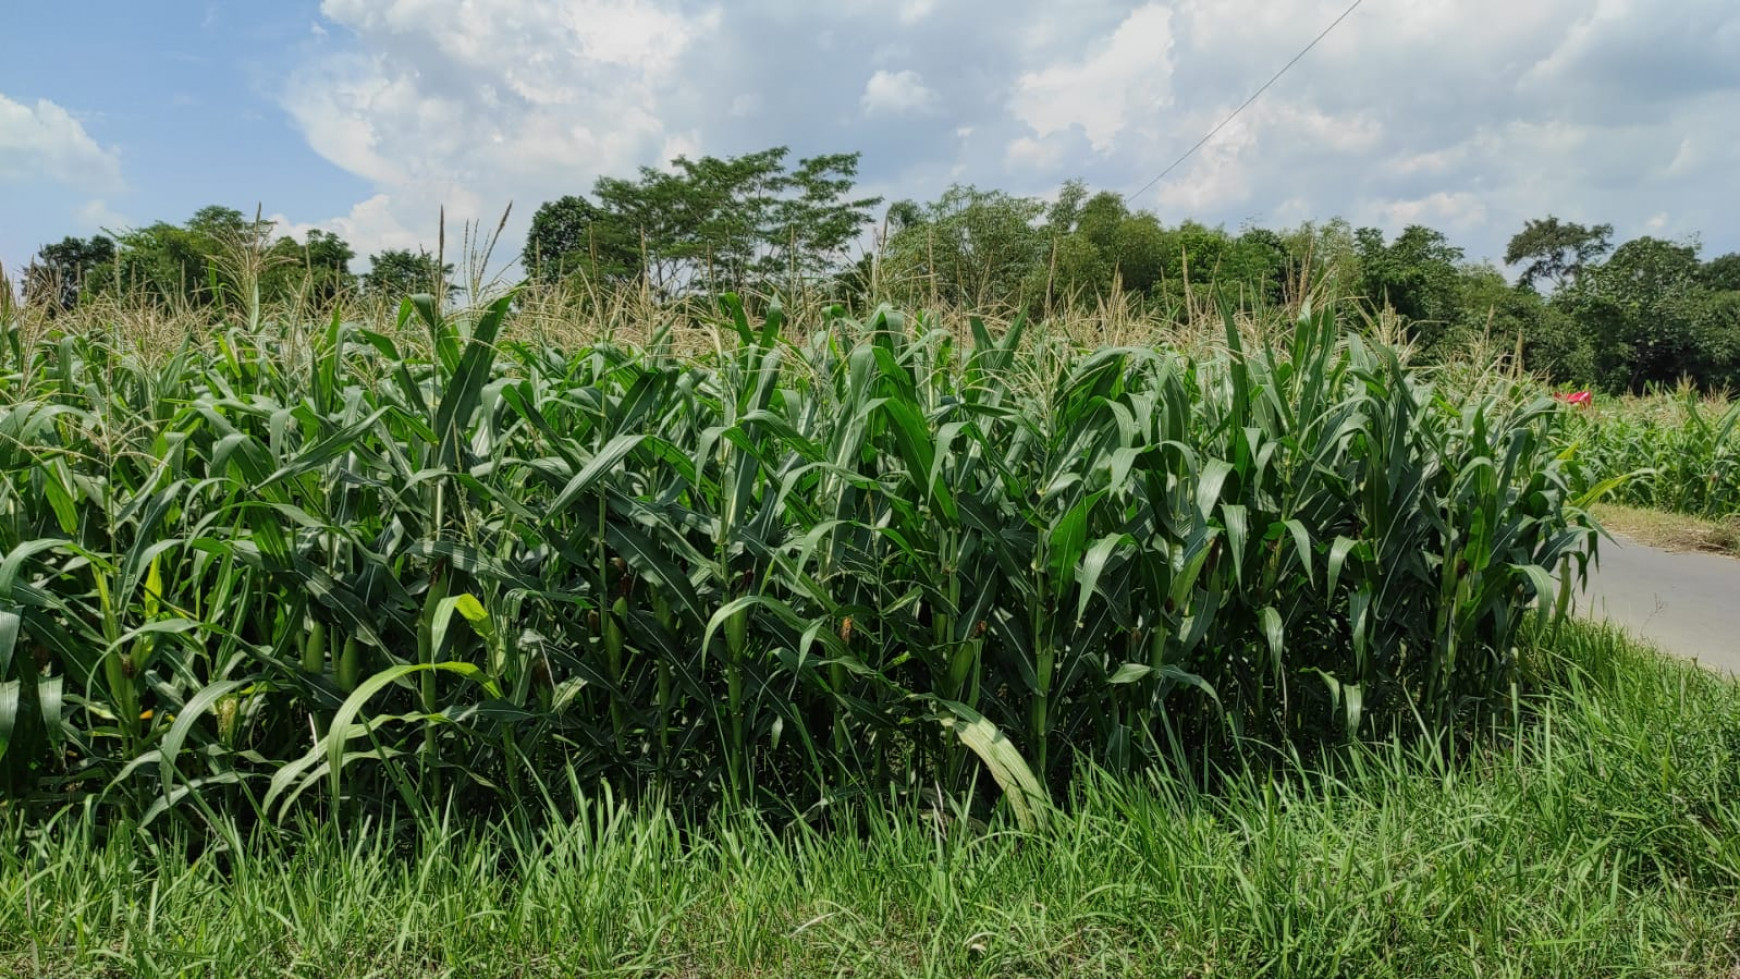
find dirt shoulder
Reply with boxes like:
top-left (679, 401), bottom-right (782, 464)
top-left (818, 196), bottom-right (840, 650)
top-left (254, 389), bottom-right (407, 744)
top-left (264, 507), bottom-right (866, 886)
top-left (1592, 503), bottom-right (1740, 559)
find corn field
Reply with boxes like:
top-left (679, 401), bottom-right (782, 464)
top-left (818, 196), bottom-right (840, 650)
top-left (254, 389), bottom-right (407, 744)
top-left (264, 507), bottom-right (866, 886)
top-left (0, 296), bottom-right (1599, 827)
top-left (1569, 393), bottom-right (1740, 520)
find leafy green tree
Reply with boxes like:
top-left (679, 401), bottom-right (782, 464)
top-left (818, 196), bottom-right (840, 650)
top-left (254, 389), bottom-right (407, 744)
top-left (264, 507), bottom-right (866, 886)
top-left (1685, 290), bottom-right (1740, 388)
top-left (1039, 233), bottom-right (1113, 308)
top-left (1060, 190), bottom-right (1170, 300)
top-left (1224, 228), bottom-right (1292, 307)
top-left (1595, 237), bottom-right (1700, 297)
top-left (523, 147), bottom-right (880, 296)
top-left (1023, 185), bottom-right (1162, 308)
top-left (1143, 221), bottom-right (1290, 309)
top-left (1031, 184), bottom-right (1114, 306)
top-left (1152, 220), bottom-right (1231, 304)
top-left (262, 229), bottom-right (356, 305)
top-left (23, 235), bottom-right (116, 310)
top-left (81, 206), bottom-right (277, 308)
top-left (1454, 263), bottom-right (1593, 379)
top-left (1041, 179), bottom-right (1091, 234)
top-left (524, 195), bottom-right (631, 285)
top-left (1280, 219), bottom-right (1361, 296)
top-left (766, 152), bottom-right (884, 286)
top-left (885, 199), bottom-right (924, 233)
top-left (891, 180), bottom-right (1298, 313)
top-left (1355, 225), bottom-right (1466, 352)
top-left (1106, 212), bottom-right (1168, 298)
top-left (1504, 216), bottom-right (1614, 291)
top-left (1556, 236), bottom-right (1711, 389)
top-left (881, 185), bottom-right (1047, 306)
top-left (1699, 252), bottom-right (1740, 293)
top-left (361, 249), bottom-right (454, 301)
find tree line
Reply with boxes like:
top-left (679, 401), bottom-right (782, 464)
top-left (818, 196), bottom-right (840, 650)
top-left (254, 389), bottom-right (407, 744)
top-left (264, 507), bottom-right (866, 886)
top-left (17, 144), bottom-right (1740, 392)
top-left (23, 206), bottom-right (453, 313)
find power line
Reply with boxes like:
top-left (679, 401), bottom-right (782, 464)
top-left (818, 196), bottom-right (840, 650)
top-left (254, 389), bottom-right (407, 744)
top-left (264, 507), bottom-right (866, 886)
top-left (1126, 0), bottom-right (1366, 203)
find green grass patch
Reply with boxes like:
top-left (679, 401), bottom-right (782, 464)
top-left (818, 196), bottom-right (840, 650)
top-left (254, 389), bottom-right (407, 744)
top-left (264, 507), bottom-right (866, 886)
top-left (4, 621), bottom-right (1737, 978)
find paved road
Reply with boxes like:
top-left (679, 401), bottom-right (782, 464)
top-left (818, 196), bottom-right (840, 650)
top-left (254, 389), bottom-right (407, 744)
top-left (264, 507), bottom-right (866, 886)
top-left (1576, 535), bottom-right (1740, 675)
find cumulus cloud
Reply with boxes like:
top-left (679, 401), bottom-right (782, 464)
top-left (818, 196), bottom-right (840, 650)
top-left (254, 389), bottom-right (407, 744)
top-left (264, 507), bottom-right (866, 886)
top-left (1005, 135), bottom-right (1065, 171)
top-left (1370, 191), bottom-right (1490, 233)
top-left (76, 198), bottom-right (129, 232)
top-left (1008, 3), bottom-right (1175, 152)
top-left (0, 94), bottom-right (123, 192)
top-left (277, 0), bottom-right (1740, 268)
top-left (283, 0), bottom-right (717, 258)
top-left (861, 69), bottom-right (939, 116)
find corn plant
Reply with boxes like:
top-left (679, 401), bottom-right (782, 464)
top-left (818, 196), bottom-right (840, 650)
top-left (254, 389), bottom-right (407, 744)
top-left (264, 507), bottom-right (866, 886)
top-left (1568, 393), bottom-right (1739, 519)
top-left (0, 295), bottom-right (1598, 829)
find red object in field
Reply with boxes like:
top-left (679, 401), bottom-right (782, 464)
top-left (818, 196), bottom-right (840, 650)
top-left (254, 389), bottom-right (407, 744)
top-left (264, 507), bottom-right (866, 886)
top-left (1554, 390), bottom-right (1593, 407)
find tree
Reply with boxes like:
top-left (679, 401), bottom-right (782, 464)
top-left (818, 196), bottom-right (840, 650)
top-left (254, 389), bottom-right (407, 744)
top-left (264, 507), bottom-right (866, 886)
top-left (1699, 252), bottom-right (1740, 293)
top-left (1031, 185), bottom-right (1117, 306)
top-left (884, 199), bottom-right (924, 233)
top-left (522, 147), bottom-right (881, 296)
top-left (880, 185), bottom-right (1047, 307)
top-left (885, 181), bottom-right (1289, 313)
top-left (1503, 216), bottom-right (1614, 291)
top-left (80, 205), bottom-right (278, 308)
top-left (263, 228), bottom-right (356, 305)
top-left (1454, 263), bottom-right (1588, 378)
top-left (23, 235), bottom-right (115, 310)
top-left (1356, 225), bottom-right (1466, 352)
top-left (1225, 227), bottom-right (1292, 307)
top-left (1596, 236), bottom-right (1700, 298)
top-left (764, 152), bottom-right (884, 287)
top-left (361, 249), bottom-right (454, 300)
top-left (523, 195), bottom-right (628, 285)
top-left (1557, 236), bottom-right (1709, 390)
top-left (1280, 219), bottom-right (1360, 296)
top-left (1060, 191), bottom-right (1172, 299)
top-left (1106, 212), bottom-right (1168, 297)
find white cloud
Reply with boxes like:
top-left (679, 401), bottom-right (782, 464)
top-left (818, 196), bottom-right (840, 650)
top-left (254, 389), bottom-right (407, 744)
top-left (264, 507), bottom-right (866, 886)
top-left (1391, 149), bottom-right (1459, 176)
top-left (1369, 191), bottom-right (1489, 233)
top-left (1152, 116), bottom-right (1257, 212)
top-left (0, 94), bottom-right (123, 192)
top-left (262, 0), bottom-right (1740, 272)
top-left (283, 0), bottom-right (717, 258)
top-left (1005, 135), bottom-right (1065, 170)
top-left (76, 199), bottom-right (128, 232)
top-left (1663, 138), bottom-right (1700, 177)
top-left (897, 0), bottom-right (936, 24)
top-left (861, 69), bottom-right (939, 116)
top-left (1009, 3), bottom-right (1175, 152)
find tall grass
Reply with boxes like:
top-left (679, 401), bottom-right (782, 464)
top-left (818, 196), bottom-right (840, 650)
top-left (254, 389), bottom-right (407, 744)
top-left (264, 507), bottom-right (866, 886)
top-left (4, 622), bottom-right (1737, 977)
top-left (0, 293), bottom-right (1598, 829)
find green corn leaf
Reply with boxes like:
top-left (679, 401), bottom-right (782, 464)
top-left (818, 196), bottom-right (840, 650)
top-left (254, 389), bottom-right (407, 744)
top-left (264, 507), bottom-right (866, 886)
top-left (0, 679), bottom-right (17, 762)
top-left (157, 679), bottom-right (250, 798)
top-left (0, 607), bottom-right (17, 680)
top-left (929, 697), bottom-right (1050, 832)
top-left (319, 662), bottom-right (497, 811)
top-left (1076, 533), bottom-right (1128, 626)
top-left (544, 434), bottom-right (645, 518)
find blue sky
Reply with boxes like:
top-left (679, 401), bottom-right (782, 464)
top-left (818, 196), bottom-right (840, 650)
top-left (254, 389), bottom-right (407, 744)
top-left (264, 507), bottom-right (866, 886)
top-left (1, 3), bottom-right (366, 269)
top-left (5, 0), bottom-right (1740, 279)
